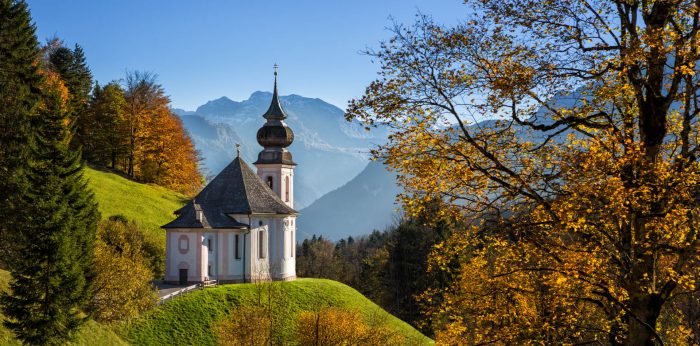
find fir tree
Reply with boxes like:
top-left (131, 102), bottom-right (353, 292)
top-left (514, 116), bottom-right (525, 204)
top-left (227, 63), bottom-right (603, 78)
top-left (0, 0), bottom-right (42, 262)
top-left (47, 43), bottom-right (93, 157)
top-left (0, 1), bottom-right (98, 344)
top-left (1, 84), bottom-right (99, 345)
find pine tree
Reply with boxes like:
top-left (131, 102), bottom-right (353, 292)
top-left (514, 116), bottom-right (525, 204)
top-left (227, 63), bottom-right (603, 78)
top-left (47, 44), bottom-right (93, 156)
top-left (0, 1), bottom-right (98, 344)
top-left (1, 82), bottom-right (99, 345)
top-left (0, 0), bottom-right (42, 262)
top-left (85, 81), bottom-right (128, 168)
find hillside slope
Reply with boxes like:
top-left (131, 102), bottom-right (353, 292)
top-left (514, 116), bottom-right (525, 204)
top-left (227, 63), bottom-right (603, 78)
top-left (127, 278), bottom-right (432, 345)
top-left (84, 166), bottom-right (188, 237)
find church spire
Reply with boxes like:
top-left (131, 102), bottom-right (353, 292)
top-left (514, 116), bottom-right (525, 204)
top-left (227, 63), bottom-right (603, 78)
top-left (254, 65), bottom-right (295, 165)
top-left (263, 64), bottom-right (287, 120)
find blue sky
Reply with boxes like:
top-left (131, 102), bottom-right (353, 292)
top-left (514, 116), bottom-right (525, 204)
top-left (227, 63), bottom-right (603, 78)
top-left (26, 0), bottom-right (468, 110)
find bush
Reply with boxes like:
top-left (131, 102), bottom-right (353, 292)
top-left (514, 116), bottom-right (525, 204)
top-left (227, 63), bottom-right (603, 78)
top-left (214, 305), bottom-right (270, 346)
top-left (90, 219), bottom-right (157, 322)
top-left (296, 307), bottom-right (404, 346)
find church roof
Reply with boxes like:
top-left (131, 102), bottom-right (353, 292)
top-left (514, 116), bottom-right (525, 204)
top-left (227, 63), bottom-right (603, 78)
top-left (162, 156), bottom-right (297, 229)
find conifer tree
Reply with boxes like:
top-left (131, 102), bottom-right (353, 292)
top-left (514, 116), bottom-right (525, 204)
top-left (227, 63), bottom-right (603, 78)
top-left (85, 81), bottom-right (128, 168)
top-left (47, 44), bottom-right (93, 155)
top-left (0, 1), bottom-right (98, 344)
top-left (0, 0), bottom-right (42, 262)
top-left (1, 79), bottom-right (99, 345)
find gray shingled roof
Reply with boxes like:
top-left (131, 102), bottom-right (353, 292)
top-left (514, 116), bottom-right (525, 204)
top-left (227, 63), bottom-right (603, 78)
top-left (162, 157), bottom-right (297, 229)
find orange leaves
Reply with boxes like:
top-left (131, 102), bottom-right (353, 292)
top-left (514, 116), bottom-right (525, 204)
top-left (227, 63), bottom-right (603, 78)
top-left (350, 1), bottom-right (700, 343)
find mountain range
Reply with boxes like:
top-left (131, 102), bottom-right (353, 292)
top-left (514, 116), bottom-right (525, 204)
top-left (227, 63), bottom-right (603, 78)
top-left (297, 160), bottom-right (401, 240)
top-left (174, 92), bottom-right (398, 239)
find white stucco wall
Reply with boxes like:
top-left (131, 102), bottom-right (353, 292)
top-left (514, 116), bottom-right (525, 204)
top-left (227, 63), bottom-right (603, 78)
top-left (165, 215), bottom-right (296, 284)
top-left (164, 231), bottom-right (201, 283)
top-left (255, 164), bottom-right (295, 209)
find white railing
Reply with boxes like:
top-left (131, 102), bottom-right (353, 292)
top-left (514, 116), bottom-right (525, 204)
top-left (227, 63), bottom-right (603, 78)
top-left (157, 279), bottom-right (218, 305)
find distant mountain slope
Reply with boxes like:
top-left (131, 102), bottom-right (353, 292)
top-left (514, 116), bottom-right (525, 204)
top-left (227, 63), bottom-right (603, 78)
top-left (177, 113), bottom-right (254, 178)
top-left (176, 92), bottom-right (389, 209)
top-left (126, 278), bottom-right (431, 345)
top-left (298, 161), bottom-right (400, 240)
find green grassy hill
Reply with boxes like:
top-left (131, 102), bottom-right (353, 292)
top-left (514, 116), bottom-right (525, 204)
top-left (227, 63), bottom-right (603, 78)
top-left (84, 166), bottom-right (188, 237)
top-left (126, 278), bottom-right (432, 345)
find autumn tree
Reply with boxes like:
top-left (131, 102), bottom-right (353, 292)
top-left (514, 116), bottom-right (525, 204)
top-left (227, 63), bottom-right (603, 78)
top-left (121, 71), bottom-right (202, 195)
top-left (296, 307), bottom-right (405, 346)
top-left (123, 71), bottom-right (167, 178)
top-left (215, 305), bottom-right (270, 346)
top-left (348, 1), bottom-right (700, 345)
top-left (90, 218), bottom-right (157, 322)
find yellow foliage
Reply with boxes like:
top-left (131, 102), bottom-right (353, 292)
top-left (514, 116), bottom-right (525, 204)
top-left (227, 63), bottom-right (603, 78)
top-left (90, 220), bottom-right (157, 322)
top-left (214, 305), bottom-right (271, 346)
top-left (347, 1), bottom-right (700, 344)
top-left (296, 307), bottom-right (405, 346)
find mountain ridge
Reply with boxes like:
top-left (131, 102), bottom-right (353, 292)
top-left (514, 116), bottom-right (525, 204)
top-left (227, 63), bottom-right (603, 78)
top-left (175, 91), bottom-right (389, 209)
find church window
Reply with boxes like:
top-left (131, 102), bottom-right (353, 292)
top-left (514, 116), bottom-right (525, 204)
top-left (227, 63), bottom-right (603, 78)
top-left (284, 176), bottom-right (290, 202)
top-left (178, 235), bottom-right (189, 255)
top-left (207, 238), bottom-right (212, 252)
top-left (266, 176), bottom-right (273, 189)
top-left (208, 264), bottom-right (212, 277)
top-left (258, 230), bottom-right (265, 258)
top-left (259, 220), bottom-right (263, 226)
top-left (234, 234), bottom-right (240, 260)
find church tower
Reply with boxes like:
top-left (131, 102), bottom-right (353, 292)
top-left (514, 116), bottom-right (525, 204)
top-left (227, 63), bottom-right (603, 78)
top-left (254, 65), bottom-right (295, 208)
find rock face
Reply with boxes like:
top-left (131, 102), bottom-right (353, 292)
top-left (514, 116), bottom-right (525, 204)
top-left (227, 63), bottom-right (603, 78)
top-left (176, 92), bottom-right (389, 209)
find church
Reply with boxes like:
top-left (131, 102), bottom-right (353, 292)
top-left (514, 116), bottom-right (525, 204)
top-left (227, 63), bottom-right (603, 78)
top-left (163, 69), bottom-right (297, 284)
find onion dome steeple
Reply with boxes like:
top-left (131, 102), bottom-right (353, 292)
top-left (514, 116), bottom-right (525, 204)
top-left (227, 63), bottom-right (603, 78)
top-left (255, 65), bottom-right (295, 165)
top-left (262, 65), bottom-right (287, 120)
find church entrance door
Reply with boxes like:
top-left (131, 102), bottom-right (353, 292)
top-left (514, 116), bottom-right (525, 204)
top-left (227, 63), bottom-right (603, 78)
top-left (179, 269), bottom-right (187, 285)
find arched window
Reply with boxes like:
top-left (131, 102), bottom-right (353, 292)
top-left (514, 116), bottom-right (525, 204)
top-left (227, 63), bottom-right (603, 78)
top-left (258, 230), bottom-right (265, 259)
top-left (266, 176), bottom-right (273, 189)
top-left (284, 176), bottom-right (290, 202)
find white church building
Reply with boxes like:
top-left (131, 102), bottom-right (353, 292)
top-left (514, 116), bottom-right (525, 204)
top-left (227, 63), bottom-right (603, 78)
top-left (163, 70), bottom-right (297, 284)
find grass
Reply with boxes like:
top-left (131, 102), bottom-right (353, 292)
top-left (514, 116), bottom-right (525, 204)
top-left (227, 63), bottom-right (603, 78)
top-left (84, 166), bottom-right (188, 238)
top-left (126, 278), bottom-right (433, 345)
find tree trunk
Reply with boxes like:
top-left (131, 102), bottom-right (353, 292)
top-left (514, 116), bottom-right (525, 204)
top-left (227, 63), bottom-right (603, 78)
top-left (626, 291), bottom-right (663, 346)
top-left (128, 133), bottom-right (135, 178)
top-left (625, 219), bottom-right (663, 346)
